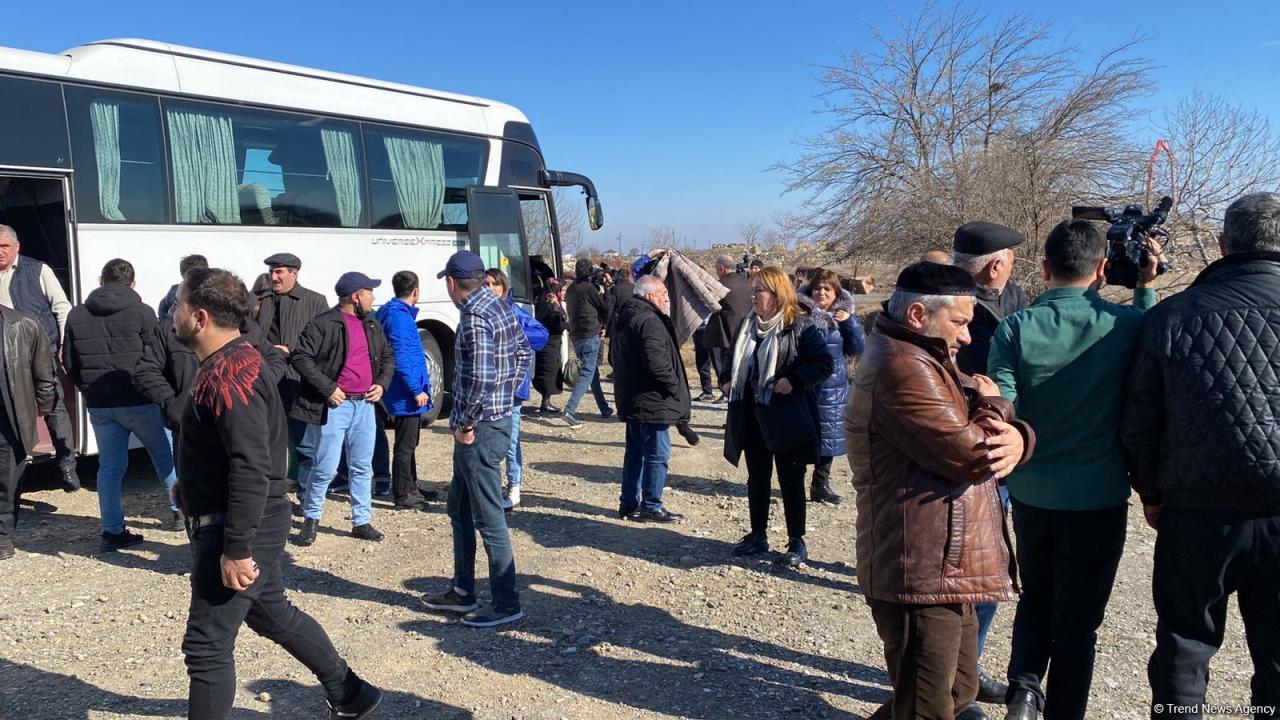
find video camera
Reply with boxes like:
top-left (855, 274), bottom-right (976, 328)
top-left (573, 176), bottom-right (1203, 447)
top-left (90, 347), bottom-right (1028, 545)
top-left (735, 254), bottom-right (754, 274)
top-left (1071, 196), bottom-right (1172, 289)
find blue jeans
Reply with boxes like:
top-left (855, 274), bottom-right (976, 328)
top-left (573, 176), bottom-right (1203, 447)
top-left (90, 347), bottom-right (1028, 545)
top-left (300, 399), bottom-right (375, 526)
top-left (448, 417), bottom-right (518, 609)
top-left (565, 337), bottom-right (610, 417)
top-left (505, 403), bottom-right (523, 488)
top-left (621, 421), bottom-right (671, 511)
top-left (976, 480), bottom-right (1012, 656)
top-left (88, 404), bottom-right (177, 534)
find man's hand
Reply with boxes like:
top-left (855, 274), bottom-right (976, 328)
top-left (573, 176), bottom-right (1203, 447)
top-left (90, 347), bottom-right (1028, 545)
top-left (983, 420), bottom-right (1025, 479)
top-left (365, 384), bottom-right (384, 402)
top-left (1137, 236), bottom-right (1166, 288)
top-left (1143, 503), bottom-right (1162, 530)
top-left (415, 392), bottom-right (430, 408)
top-left (773, 378), bottom-right (794, 395)
top-left (328, 387), bottom-right (346, 407)
top-left (833, 309), bottom-right (852, 323)
top-left (273, 344), bottom-right (290, 355)
top-left (221, 555), bottom-right (259, 591)
top-left (972, 374), bottom-right (1001, 398)
top-left (454, 427), bottom-right (476, 445)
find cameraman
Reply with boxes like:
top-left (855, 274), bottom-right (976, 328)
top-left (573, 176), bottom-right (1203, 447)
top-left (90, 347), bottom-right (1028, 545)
top-left (988, 219), bottom-right (1159, 720)
top-left (1123, 192), bottom-right (1280, 716)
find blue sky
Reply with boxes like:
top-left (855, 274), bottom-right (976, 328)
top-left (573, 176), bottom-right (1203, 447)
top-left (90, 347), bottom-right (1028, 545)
top-left (4, 1), bottom-right (1279, 249)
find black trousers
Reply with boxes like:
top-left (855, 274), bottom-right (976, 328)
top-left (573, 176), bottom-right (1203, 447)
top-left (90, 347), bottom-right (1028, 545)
top-left (1006, 499), bottom-right (1127, 719)
top-left (1148, 507), bottom-right (1280, 718)
top-left (45, 370), bottom-right (76, 468)
top-left (183, 497), bottom-right (351, 719)
top-left (742, 398), bottom-right (807, 539)
top-left (0, 439), bottom-right (26, 541)
top-left (692, 328), bottom-right (719, 394)
top-left (390, 412), bottom-right (422, 501)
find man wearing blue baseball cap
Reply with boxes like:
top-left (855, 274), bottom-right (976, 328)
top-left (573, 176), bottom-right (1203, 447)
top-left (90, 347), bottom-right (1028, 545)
top-left (421, 251), bottom-right (532, 628)
top-left (289, 271), bottom-right (395, 547)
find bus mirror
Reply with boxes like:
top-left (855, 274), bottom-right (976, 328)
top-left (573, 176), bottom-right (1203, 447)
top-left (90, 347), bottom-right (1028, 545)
top-left (587, 196), bottom-right (604, 231)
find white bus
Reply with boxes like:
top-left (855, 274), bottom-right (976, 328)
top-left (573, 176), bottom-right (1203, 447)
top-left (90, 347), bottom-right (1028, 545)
top-left (0, 38), bottom-right (602, 455)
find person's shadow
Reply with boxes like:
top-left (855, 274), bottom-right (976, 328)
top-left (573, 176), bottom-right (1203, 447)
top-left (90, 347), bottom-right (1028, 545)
top-left (245, 678), bottom-right (473, 719)
top-left (0, 661), bottom-right (257, 719)
top-left (398, 575), bottom-right (889, 719)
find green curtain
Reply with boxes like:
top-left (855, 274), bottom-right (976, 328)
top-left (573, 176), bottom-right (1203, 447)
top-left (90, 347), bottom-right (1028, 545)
top-left (383, 135), bottom-right (445, 229)
top-left (167, 108), bottom-right (238, 223)
top-left (321, 128), bottom-right (362, 227)
top-left (89, 101), bottom-right (126, 221)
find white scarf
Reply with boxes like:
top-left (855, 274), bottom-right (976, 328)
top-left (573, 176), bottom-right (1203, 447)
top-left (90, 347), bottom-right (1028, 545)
top-left (730, 311), bottom-right (786, 405)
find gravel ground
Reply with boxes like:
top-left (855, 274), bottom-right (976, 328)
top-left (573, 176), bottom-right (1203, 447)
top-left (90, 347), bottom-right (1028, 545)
top-left (0, 381), bottom-right (1259, 719)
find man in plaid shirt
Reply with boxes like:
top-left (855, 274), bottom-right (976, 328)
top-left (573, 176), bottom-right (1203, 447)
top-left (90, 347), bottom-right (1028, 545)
top-left (422, 251), bottom-right (532, 628)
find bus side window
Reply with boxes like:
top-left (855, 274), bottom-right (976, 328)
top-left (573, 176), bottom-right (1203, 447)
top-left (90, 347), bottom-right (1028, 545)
top-left (0, 77), bottom-right (69, 171)
top-left (364, 125), bottom-right (487, 230)
top-left (65, 85), bottom-right (167, 224)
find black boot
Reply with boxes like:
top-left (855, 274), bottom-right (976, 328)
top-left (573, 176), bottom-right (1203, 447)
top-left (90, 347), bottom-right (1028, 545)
top-left (976, 668), bottom-right (1008, 704)
top-left (810, 480), bottom-right (842, 505)
top-left (1003, 690), bottom-right (1039, 720)
top-left (295, 518), bottom-right (318, 546)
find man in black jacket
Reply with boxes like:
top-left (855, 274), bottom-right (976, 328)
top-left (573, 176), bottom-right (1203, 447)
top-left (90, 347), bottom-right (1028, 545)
top-left (0, 304), bottom-right (56, 560)
top-left (562, 258), bottom-right (612, 428)
top-left (290, 272), bottom-right (394, 546)
top-left (252, 253), bottom-right (328, 456)
top-left (64, 259), bottom-right (182, 548)
top-left (1123, 191), bottom-right (1280, 715)
top-left (610, 275), bottom-right (688, 523)
top-left (171, 268), bottom-right (381, 720)
top-left (703, 254), bottom-right (752, 399)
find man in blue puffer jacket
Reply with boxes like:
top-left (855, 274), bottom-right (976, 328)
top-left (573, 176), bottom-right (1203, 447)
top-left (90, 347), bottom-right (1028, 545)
top-left (798, 269), bottom-right (864, 505)
top-left (375, 270), bottom-right (434, 511)
top-left (484, 269), bottom-right (549, 511)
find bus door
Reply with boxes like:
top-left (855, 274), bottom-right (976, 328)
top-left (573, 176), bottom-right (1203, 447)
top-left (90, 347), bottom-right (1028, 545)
top-left (0, 171), bottom-right (81, 458)
top-left (466, 186), bottom-right (533, 304)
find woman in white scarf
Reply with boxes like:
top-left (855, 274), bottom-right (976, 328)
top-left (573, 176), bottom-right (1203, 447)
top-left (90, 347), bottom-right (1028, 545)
top-left (721, 267), bottom-right (834, 567)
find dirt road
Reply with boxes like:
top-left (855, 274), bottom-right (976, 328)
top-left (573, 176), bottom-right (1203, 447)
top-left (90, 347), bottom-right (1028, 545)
top-left (0, 386), bottom-right (1257, 719)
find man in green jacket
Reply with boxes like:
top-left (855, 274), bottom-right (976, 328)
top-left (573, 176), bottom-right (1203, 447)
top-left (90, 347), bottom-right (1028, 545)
top-left (987, 219), bottom-right (1160, 720)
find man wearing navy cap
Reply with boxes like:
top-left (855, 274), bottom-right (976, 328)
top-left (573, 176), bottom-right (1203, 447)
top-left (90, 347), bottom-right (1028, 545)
top-left (289, 271), bottom-right (394, 546)
top-left (951, 221), bottom-right (1030, 710)
top-left (845, 261), bottom-right (1033, 720)
top-left (421, 251), bottom-right (531, 628)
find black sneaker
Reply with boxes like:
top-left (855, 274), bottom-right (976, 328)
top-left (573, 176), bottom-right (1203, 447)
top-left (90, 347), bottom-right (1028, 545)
top-left (631, 507), bottom-right (683, 523)
top-left (419, 489), bottom-right (441, 502)
top-left (328, 675), bottom-right (383, 720)
top-left (461, 605), bottom-right (525, 628)
top-left (0, 539), bottom-right (13, 561)
top-left (695, 391), bottom-right (715, 401)
top-left (539, 404), bottom-right (562, 416)
top-left (600, 407), bottom-right (614, 420)
top-left (676, 423), bottom-right (700, 446)
top-left (732, 532), bottom-right (769, 557)
top-left (778, 537), bottom-right (808, 567)
top-left (618, 504), bottom-right (638, 519)
top-left (60, 464), bottom-right (81, 493)
top-left (170, 511), bottom-right (186, 532)
top-left (712, 394), bottom-right (728, 404)
top-left (295, 518), bottom-right (318, 547)
top-left (351, 524), bottom-right (384, 542)
top-left (563, 414), bottom-right (584, 429)
top-left (393, 496), bottom-right (430, 512)
top-left (100, 529), bottom-right (144, 553)
top-left (372, 478), bottom-right (392, 498)
top-left (421, 587), bottom-right (479, 614)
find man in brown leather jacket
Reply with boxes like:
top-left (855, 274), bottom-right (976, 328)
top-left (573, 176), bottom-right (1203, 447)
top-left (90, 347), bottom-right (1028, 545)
top-left (0, 304), bottom-right (56, 560)
top-left (844, 262), bottom-right (1035, 720)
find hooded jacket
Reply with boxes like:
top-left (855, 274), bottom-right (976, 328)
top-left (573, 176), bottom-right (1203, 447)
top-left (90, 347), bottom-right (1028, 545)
top-left (64, 284), bottom-right (158, 408)
top-left (845, 312), bottom-right (1034, 605)
top-left (374, 298), bottom-right (432, 417)
top-left (798, 286), bottom-right (865, 458)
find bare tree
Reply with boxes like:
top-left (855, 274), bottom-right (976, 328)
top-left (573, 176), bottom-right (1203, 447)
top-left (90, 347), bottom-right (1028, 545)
top-left (737, 220), bottom-right (765, 249)
top-left (779, 2), bottom-right (1152, 271)
top-left (552, 187), bottom-right (587, 257)
top-left (1157, 92), bottom-right (1280, 265)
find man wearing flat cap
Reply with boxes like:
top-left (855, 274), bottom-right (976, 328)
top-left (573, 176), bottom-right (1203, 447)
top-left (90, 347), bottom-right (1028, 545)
top-left (289, 271), bottom-right (394, 546)
top-left (951, 222), bottom-right (1030, 708)
top-left (252, 253), bottom-right (328, 456)
top-left (845, 261), bottom-right (1035, 720)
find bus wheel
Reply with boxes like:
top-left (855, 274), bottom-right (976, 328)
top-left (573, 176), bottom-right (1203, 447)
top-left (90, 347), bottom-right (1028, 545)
top-left (419, 329), bottom-right (445, 426)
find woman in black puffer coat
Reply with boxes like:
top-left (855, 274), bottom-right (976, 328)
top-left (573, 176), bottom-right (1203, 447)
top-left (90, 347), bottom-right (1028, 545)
top-left (798, 269), bottom-right (865, 504)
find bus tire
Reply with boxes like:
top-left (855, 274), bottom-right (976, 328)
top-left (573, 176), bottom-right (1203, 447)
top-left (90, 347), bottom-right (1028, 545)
top-left (419, 329), bottom-right (446, 426)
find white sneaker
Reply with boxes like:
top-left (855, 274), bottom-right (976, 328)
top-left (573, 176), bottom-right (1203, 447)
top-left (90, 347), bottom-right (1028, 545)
top-left (503, 486), bottom-right (521, 510)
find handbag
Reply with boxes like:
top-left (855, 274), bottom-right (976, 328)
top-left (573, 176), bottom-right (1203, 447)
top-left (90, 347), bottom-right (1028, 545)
top-left (754, 390), bottom-right (818, 453)
top-left (563, 355), bottom-right (582, 387)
